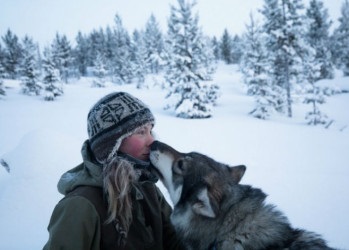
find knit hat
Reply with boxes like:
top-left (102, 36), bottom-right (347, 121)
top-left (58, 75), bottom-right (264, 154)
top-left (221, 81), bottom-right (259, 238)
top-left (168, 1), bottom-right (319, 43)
top-left (87, 92), bottom-right (155, 163)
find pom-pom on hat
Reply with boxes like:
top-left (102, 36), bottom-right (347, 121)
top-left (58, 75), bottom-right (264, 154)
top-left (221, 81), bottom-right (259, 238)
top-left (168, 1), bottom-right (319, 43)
top-left (87, 92), bottom-right (155, 163)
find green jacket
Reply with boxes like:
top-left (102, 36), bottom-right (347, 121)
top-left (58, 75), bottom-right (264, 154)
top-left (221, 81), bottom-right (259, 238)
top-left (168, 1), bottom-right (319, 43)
top-left (43, 140), bottom-right (183, 250)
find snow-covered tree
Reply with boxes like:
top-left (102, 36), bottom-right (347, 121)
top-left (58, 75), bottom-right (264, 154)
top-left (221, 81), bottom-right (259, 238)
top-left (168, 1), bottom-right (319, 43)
top-left (260, 0), bottom-right (312, 118)
top-left (303, 85), bottom-right (328, 125)
top-left (164, 0), bottom-right (218, 118)
top-left (130, 30), bottom-right (148, 87)
top-left (73, 31), bottom-right (89, 76)
top-left (87, 28), bottom-right (106, 69)
top-left (220, 29), bottom-right (233, 64)
top-left (104, 26), bottom-right (115, 75)
top-left (143, 14), bottom-right (165, 74)
top-left (20, 36), bottom-right (41, 96)
top-left (302, 56), bottom-right (329, 125)
top-left (1, 29), bottom-right (23, 79)
top-left (331, 0), bottom-right (349, 76)
top-left (240, 13), bottom-right (284, 119)
top-left (92, 51), bottom-right (107, 87)
top-left (0, 43), bottom-right (5, 73)
top-left (305, 0), bottom-right (334, 80)
top-left (51, 33), bottom-right (73, 83)
top-left (110, 14), bottom-right (134, 84)
top-left (42, 47), bottom-right (63, 101)
top-left (0, 62), bottom-right (5, 97)
top-left (231, 35), bottom-right (243, 64)
top-left (211, 36), bottom-right (220, 61)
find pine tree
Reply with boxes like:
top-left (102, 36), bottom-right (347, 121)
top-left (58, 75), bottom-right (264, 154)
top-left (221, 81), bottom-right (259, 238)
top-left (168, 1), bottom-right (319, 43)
top-left (305, 0), bottom-right (334, 80)
top-left (240, 13), bottom-right (283, 119)
top-left (87, 29), bottom-right (106, 69)
top-left (332, 0), bottom-right (349, 76)
top-left (20, 36), bottom-right (41, 96)
top-left (0, 62), bottom-right (5, 97)
top-left (131, 30), bottom-right (147, 86)
top-left (220, 29), bottom-right (233, 64)
top-left (164, 0), bottom-right (218, 118)
top-left (74, 31), bottom-right (89, 76)
top-left (51, 33), bottom-right (72, 83)
top-left (110, 14), bottom-right (134, 84)
top-left (211, 36), bottom-right (220, 61)
top-left (92, 51), bottom-right (107, 87)
top-left (42, 47), bottom-right (63, 101)
top-left (303, 56), bottom-right (329, 125)
top-left (231, 35), bottom-right (243, 64)
top-left (0, 43), bottom-right (5, 73)
top-left (0, 43), bottom-right (6, 96)
top-left (1, 29), bottom-right (23, 79)
top-left (143, 14), bottom-right (165, 74)
top-left (260, 0), bottom-right (311, 118)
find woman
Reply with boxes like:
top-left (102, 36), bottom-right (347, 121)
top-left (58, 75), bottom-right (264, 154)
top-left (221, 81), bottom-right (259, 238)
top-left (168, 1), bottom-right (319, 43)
top-left (43, 92), bottom-right (183, 250)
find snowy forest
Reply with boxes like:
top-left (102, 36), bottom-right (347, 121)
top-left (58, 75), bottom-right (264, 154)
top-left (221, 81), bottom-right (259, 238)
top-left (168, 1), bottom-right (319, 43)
top-left (1, 0), bottom-right (349, 123)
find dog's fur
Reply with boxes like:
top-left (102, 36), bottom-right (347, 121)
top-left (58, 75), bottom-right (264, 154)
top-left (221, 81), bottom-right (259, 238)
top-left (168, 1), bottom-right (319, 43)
top-left (150, 141), bottom-right (335, 250)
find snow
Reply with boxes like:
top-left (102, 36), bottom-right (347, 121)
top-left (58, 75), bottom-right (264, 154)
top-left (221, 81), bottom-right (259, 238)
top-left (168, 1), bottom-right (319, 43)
top-left (1, 63), bottom-right (349, 250)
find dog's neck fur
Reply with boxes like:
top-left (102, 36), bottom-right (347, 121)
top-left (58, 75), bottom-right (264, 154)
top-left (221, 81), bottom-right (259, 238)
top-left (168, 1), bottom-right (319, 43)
top-left (174, 184), bottom-right (293, 250)
top-left (214, 184), bottom-right (293, 250)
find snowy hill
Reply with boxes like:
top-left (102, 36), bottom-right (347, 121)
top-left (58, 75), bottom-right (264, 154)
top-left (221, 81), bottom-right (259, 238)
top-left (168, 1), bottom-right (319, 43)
top-left (0, 63), bottom-right (348, 249)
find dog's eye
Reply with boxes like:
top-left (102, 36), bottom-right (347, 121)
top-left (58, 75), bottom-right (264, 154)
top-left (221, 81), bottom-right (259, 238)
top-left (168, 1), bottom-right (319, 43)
top-left (173, 159), bottom-right (186, 175)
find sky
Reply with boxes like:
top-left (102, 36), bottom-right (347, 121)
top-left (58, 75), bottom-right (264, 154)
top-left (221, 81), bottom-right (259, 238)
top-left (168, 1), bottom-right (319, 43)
top-left (0, 63), bottom-right (349, 249)
top-left (0, 0), bottom-right (344, 47)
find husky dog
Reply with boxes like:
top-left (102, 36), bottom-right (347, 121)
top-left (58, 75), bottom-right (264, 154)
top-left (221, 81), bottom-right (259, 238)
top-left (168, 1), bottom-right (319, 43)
top-left (150, 141), bottom-right (335, 250)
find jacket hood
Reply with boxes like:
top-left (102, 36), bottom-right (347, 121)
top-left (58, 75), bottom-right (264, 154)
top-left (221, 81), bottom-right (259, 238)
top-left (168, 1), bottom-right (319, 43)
top-left (58, 140), bottom-right (103, 195)
top-left (57, 140), bottom-right (158, 195)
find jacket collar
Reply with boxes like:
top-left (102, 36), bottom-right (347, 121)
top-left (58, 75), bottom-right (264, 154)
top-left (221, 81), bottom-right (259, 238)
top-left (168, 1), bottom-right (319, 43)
top-left (116, 152), bottom-right (158, 183)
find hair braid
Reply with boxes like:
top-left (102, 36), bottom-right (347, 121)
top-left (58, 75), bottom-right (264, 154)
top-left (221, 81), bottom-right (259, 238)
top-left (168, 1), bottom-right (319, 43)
top-left (103, 157), bottom-right (135, 233)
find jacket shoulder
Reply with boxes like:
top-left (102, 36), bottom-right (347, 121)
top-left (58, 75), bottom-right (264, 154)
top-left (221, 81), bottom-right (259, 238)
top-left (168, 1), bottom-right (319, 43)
top-left (43, 194), bottom-right (101, 250)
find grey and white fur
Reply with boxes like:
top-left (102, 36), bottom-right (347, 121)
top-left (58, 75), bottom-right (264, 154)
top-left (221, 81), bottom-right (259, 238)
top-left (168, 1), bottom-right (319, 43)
top-left (150, 140), bottom-right (336, 250)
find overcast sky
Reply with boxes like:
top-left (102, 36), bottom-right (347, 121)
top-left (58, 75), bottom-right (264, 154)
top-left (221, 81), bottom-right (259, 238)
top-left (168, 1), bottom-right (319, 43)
top-left (0, 0), bottom-right (343, 47)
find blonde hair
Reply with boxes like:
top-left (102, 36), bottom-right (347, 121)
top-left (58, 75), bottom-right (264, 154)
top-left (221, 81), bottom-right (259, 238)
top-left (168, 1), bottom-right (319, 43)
top-left (103, 157), bottom-right (136, 233)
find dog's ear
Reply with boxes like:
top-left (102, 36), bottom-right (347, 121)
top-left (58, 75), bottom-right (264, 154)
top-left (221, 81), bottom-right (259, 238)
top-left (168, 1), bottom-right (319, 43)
top-left (192, 188), bottom-right (216, 218)
top-left (229, 165), bottom-right (246, 183)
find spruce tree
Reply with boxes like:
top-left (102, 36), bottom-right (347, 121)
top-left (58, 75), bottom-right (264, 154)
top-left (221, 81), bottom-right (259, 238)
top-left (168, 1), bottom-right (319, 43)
top-left (131, 30), bottom-right (147, 86)
top-left (104, 26), bottom-right (116, 75)
top-left (92, 51), bottom-right (107, 87)
top-left (332, 0), bottom-right (349, 76)
top-left (74, 31), bottom-right (89, 76)
top-left (303, 56), bottom-right (329, 125)
top-left (111, 14), bottom-right (134, 84)
top-left (20, 36), bottom-right (41, 96)
top-left (211, 36), bottom-right (220, 61)
top-left (305, 0), bottom-right (334, 80)
top-left (260, 0), bottom-right (311, 118)
top-left (87, 29), bottom-right (106, 69)
top-left (143, 14), bottom-right (165, 74)
top-left (220, 29), bottom-right (233, 64)
top-left (0, 62), bottom-right (5, 97)
top-left (51, 33), bottom-right (72, 83)
top-left (0, 43), bottom-right (5, 73)
top-left (231, 35), bottom-right (243, 64)
top-left (2, 29), bottom-right (23, 79)
top-left (42, 47), bottom-right (63, 101)
top-left (240, 13), bottom-right (283, 119)
top-left (165, 0), bottom-right (218, 118)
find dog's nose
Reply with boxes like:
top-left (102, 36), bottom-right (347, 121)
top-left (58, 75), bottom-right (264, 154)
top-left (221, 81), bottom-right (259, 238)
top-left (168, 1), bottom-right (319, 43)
top-left (150, 140), bottom-right (161, 151)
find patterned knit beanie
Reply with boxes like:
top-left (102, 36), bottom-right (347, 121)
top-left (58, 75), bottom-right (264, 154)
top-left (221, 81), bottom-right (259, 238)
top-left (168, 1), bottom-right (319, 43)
top-left (87, 92), bottom-right (155, 163)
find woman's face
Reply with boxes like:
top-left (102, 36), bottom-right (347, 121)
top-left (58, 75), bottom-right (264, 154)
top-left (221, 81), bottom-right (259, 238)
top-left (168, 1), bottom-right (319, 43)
top-left (119, 123), bottom-right (154, 161)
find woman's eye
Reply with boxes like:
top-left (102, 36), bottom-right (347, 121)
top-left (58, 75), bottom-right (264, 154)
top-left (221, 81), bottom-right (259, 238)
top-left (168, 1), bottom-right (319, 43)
top-left (136, 128), bottom-right (146, 135)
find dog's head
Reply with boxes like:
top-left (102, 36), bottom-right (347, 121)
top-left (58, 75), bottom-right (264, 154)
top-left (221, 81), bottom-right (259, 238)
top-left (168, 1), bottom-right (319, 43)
top-left (150, 140), bottom-right (246, 219)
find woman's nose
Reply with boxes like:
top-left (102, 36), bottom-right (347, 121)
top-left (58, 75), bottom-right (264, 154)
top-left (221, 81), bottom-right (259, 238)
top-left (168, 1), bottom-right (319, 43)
top-left (148, 133), bottom-right (154, 145)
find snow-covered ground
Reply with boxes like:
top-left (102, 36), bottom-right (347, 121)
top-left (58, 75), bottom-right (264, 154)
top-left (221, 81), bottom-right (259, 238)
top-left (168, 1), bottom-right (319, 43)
top-left (0, 63), bottom-right (348, 249)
